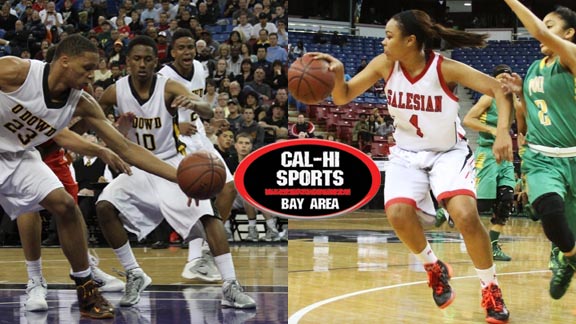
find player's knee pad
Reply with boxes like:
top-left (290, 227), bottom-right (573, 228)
top-left (492, 186), bottom-right (514, 225)
top-left (533, 193), bottom-right (574, 251)
top-left (477, 199), bottom-right (494, 214)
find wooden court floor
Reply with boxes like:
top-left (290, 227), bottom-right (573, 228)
top-left (0, 243), bottom-right (287, 323)
top-left (288, 210), bottom-right (576, 324)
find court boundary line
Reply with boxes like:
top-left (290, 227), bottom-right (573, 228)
top-left (288, 269), bottom-right (550, 324)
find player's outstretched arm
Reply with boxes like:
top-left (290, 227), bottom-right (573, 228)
top-left (442, 58), bottom-right (513, 162)
top-left (310, 52), bottom-right (389, 105)
top-left (52, 127), bottom-right (132, 175)
top-left (462, 95), bottom-right (497, 136)
top-left (504, 0), bottom-right (576, 73)
top-left (78, 91), bottom-right (178, 182)
top-left (166, 79), bottom-right (213, 120)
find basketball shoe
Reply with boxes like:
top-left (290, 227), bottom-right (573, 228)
top-left (492, 243), bottom-right (512, 262)
top-left (548, 245), bottom-right (560, 270)
top-left (481, 283), bottom-right (509, 323)
top-left (221, 280), bottom-right (257, 309)
top-left (549, 251), bottom-right (576, 299)
top-left (76, 279), bottom-right (114, 319)
top-left (119, 268), bottom-right (152, 306)
top-left (246, 226), bottom-right (259, 242)
top-left (181, 251), bottom-right (222, 282)
top-left (88, 252), bottom-right (124, 292)
top-left (260, 227), bottom-right (281, 242)
top-left (424, 260), bottom-right (455, 308)
top-left (25, 277), bottom-right (48, 312)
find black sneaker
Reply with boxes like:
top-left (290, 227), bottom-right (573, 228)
top-left (76, 279), bottom-right (114, 319)
top-left (424, 260), bottom-right (455, 308)
top-left (481, 283), bottom-right (509, 323)
top-left (550, 252), bottom-right (576, 299)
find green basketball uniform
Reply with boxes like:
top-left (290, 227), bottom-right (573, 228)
top-left (521, 57), bottom-right (576, 231)
top-left (475, 99), bottom-right (515, 199)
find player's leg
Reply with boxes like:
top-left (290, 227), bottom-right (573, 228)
top-left (95, 200), bottom-right (152, 306)
top-left (384, 150), bottom-right (455, 309)
top-left (41, 188), bottom-right (114, 318)
top-left (433, 143), bottom-right (509, 323)
top-left (200, 214), bottom-right (256, 309)
top-left (17, 212), bottom-right (47, 312)
top-left (181, 223), bottom-right (222, 282)
top-left (260, 212), bottom-right (282, 242)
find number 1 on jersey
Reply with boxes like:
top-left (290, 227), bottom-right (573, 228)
top-left (409, 114), bottom-right (424, 137)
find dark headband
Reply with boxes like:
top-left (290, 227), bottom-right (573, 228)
top-left (492, 65), bottom-right (512, 77)
top-left (397, 10), bottom-right (426, 42)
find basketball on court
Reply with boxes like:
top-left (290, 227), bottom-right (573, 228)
top-left (177, 151), bottom-right (226, 200)
top-left (288, 54), bottom-right (335, 104)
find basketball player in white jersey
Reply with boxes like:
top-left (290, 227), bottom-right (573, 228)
top-left (0, 34), bottom-right (183, 319)
top-left (158, 28), bottom-right (238, 279)
top-left (315, 10), bottom-right (513, 324)
top-left (95, 35), bottom-right (256, 309)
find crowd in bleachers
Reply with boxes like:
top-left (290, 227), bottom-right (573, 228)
top-left (0, 0), bottom-right (291, 246)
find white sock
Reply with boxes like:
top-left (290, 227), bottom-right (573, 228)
top-left (248, 219), bottom-right (257, 227)
top-left (214, 253), bottom-right (236, 282)
top-left (26, 258), bottom-right (43, 279)
top-left (415, 242), bottom-right (438, 265)
top-left (71, 268), bottom-right (92, 279)
top-left (266, 218), bottom-right (277, 230)
top-left (113, 241), bottom-right (140, 271)
top-left (187, 238), bottom-right (204, 262)
top-left (476, 264), bottom-right (498, 288)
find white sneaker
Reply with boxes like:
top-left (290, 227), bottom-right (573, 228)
top-left (119, 268), bottom-right (152, 307)
top-left (221, 280), bottom-right (256, 309)
top-left (182, 256), bottom-right (222, 282)
top-left (88, 252), bottom-right (124, 292)
top-left (260, 227), bottom-right (281, 242)
top-left (245, 226), bottom-right (259, 242)
top-left (25, 277), bottom-right (48, 312)
top-left (203, 249), bottom-right (222, 281)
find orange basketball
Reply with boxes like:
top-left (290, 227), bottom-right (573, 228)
top-left (177, 151), bottom-right (226, 200)
top-left (288, 54), bottom-right (335, 104)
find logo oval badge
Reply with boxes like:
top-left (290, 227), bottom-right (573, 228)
top-left (234, 139), bottom-right (381, 219)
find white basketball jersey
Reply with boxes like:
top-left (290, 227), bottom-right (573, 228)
top-left (0, 60), bottom-right (81, 153)
top-left (385, 52), bottom-right (465, 151)
top-left (158, 61), bottom-right (212, 151)
top-left (115, 74), bottom-right (184, 159)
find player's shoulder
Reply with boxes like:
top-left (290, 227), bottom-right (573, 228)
top-left (0, 57), bottom-right (33, 91)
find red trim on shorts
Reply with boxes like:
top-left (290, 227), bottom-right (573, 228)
top-left (385, 197), bottom-right (417, 210)
top-left (437, 189), bottom-right (476, 202)
top-left (436, 55), bottom-right (459, 102)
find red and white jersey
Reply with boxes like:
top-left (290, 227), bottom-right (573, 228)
top-left (385, 52), bottom-right (465, 152)
top-left (0, 60), bottom-right (81, 153)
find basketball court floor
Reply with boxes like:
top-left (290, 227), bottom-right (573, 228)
top-left (0, 243), bottom-right (287, 323)
top-left (289, 210), bottom-right (576, 323)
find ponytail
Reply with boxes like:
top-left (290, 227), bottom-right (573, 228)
top-left (393, 10), bottom-right (488, 49)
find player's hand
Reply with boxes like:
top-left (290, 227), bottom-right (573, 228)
top-left (210, 118), bottom-right (229, 130)
top-left (493, 130), bottom-right (513, 163)
top-left (172, 95), bottom-right (197, 110)
top-left (98, 147), bottom-right (132, 175)
top-left (500, 73), bottom-right (523, 96)
top-left (308, 52), bottom-right (344, 76)
top-left (179, 122), bottom-right (197, 136)
top-left (114, 112), bottom-right (135, 137)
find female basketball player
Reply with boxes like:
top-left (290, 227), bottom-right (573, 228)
top-left (463, 64), bottom-right (518, 263)
top-left (501, 0), bottom-right (576, 301)
top-left (314, 9), bottom-right (513, 324)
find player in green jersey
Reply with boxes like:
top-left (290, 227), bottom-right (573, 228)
top-left (464, 64), bottom-right (518, 262)
top-left (503, 0), bottom-right (576, 300)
